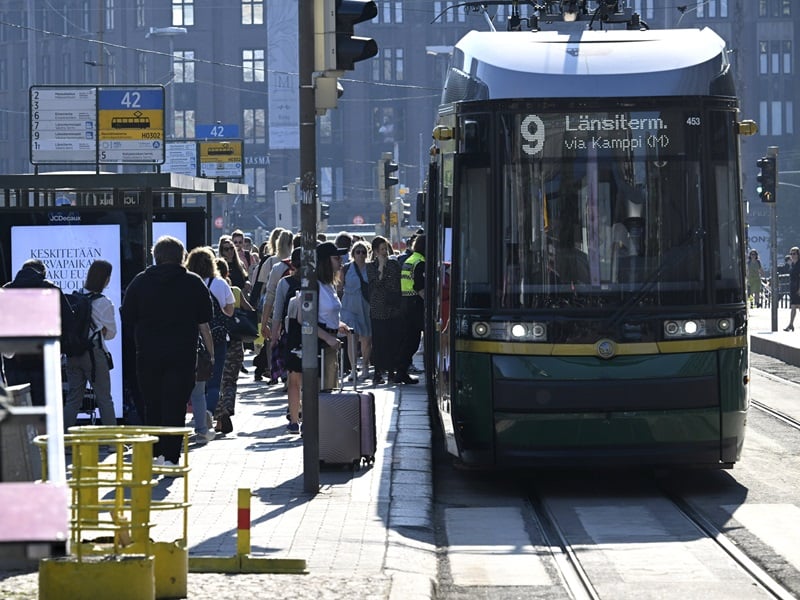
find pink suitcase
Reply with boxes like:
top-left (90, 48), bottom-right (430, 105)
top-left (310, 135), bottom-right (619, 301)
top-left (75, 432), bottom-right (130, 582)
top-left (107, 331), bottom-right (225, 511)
top-left (319, 345), bottom-right (377, 468)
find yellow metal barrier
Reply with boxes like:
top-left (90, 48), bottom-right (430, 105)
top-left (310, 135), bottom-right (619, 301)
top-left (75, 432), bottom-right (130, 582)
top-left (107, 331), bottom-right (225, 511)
top-left (35, 426), bottom-right (193, 600)
top-left (34, 431), bottom-right (159, 600)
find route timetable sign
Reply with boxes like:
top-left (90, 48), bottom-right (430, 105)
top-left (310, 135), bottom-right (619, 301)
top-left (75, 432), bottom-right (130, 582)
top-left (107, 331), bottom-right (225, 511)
top-left (98, 87), bottom-right (165, 164)
top-left (199, 140), bottom-right (244, 179)
top-left (30, 86), bottom-right (97, 164)
top-left (30, 85), bottom-right (165, 166)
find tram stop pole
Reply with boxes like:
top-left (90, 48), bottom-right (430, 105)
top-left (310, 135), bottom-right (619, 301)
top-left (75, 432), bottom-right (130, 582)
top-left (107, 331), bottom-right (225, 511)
top-left (299, 0), bottom-right (320, 494)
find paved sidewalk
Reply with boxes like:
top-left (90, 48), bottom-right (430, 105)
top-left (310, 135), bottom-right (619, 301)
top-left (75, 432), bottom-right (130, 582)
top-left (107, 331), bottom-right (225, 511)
top-left (0, 355), bottom-right (437, 599)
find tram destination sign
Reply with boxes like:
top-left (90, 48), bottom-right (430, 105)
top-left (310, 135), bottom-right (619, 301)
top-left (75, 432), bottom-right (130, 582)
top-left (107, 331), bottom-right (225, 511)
top-left (29, 85), bottom-right (165, 166)
top-left (98, 87), bottom-right (165, 165)
top-left (30, 86), bottom-right (97, 165)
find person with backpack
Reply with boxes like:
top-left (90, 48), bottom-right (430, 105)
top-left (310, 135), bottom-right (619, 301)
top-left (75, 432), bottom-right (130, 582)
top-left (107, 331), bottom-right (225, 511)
top-left (63, 259), bottom-right (118, 430)
top-left (2, 259), bottom-right (72, 406)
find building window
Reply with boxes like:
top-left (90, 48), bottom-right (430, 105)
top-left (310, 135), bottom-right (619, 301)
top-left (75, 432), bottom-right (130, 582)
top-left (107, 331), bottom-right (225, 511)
top-left (243, 49), bottom-right (265, 82)
top-left (373, 106), bottom-right (403, 144)
top-left (696, 0), bottom-right (728, 18)
top-left (82, 1), bottom-right (90, 32)
top-left (433, 1), bottom-right (466, 23)
top-left (173, 0), bottom-right (194, 27)
top-left (760, 0), bottom-right (791, 17)
top-left (41, 55), bottom-right (51, 84)
top-left (174, 50), bottom-right (194, 83)
top-left (245, 167), bottom-right (266, 201)
top-left (0, 12), bottom-right (5, 42)
top-left (138, 53), bottom-right (148, 83)
top-left (0, 113), bottom-right (7, 140)
top-left (372, 47), bottom-right (403, 82)
top-left (136, 0), bottom-right (146, 28)
top-left (376, 0), bottom-right (403, 24)
top-left (20, 57), bottom-right (27, 89)
top-left (759, 100), bottom-right (794, 136)
top-left (242, 0), bottom-right (264, 25)
top-left (759, 40), bottom-right (792, 75)
top-left (61, 54), bottom-right (71, 84)
top-left (83, 52), bottom-right (93, 82)
top-left (243, 108), bottom-right (265, 144)
top-left (175, 109), bottom-right (195, 138)
top-left (631, 0), bottom-right (654, 19)
top-left (105, 0), bottom-right (115, 30)
top-left (0, 60), bottom-right (6, 90)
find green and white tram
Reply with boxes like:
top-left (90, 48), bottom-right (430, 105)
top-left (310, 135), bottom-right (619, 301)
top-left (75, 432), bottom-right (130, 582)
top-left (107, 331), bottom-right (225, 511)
top-left (424, 5), bottom-right (756, 469)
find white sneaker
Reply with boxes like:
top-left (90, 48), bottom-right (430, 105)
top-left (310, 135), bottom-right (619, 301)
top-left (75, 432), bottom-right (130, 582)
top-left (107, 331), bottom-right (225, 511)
top-left (202, 429), bottom-right (216, 442)
top-left (205, 410), bottom-right (214, 431)
top-left (153, 455), bottom-right (180, 468)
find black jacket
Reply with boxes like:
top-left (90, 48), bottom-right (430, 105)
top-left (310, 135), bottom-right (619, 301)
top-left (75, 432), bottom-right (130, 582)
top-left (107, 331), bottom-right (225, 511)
top-left (120, 264), bottom-right (213, 363)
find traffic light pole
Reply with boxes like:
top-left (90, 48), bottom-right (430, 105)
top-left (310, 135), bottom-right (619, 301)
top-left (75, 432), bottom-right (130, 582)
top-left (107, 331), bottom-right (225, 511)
top-left (768, 146), bottom-right (778, 332)
top-left (300, 0), bottom-right (320, 494)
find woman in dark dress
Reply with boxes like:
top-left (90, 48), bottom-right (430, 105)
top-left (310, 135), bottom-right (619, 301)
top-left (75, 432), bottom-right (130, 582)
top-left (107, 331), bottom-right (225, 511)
top-left (785, 246), bottom-right (800, 331)
top-left (366, 235), bottom-right (402, 384)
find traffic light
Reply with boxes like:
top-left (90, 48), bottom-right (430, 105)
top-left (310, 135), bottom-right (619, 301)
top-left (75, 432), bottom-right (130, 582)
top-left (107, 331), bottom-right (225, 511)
top-left (319, 201), bottom-right (331, 222)
top-left (756, 156), bottom-right (776, 203)
top-left (399, 198), bottom-right (411, 226)
top-left (315, 0), bottom-right (378, 73)
top-left (335, 0), bottom-right (378, 71)
top-left (383, 159), bottom-right (399, 190)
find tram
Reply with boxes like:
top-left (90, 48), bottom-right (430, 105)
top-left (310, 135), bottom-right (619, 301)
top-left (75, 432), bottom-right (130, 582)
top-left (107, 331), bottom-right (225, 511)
top-left (423, 1), bottom-right (756, 469)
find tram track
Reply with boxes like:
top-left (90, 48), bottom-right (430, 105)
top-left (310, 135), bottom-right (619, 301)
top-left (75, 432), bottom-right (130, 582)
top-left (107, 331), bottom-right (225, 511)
top-left (526, 481), bottom-right (798, 600)
top-left (751, 399), bottom-right (800, 431)
top-left (665, 493), bottom-right (798, 600)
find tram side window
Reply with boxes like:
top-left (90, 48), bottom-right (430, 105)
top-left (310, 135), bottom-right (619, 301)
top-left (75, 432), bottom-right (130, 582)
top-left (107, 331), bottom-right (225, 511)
top-left (709, 111), bottom-right (744, 304)
top-left (458, 165), bottom-right (490, 308)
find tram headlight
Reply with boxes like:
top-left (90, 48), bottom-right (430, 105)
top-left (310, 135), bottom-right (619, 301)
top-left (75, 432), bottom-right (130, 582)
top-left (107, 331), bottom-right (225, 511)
top-left (472, 321), bottom-right (490, 338)
top-left (715, 318), bottom-right (734, 333)
top-left (466, 319), bottom-right (548, 342)
top-left (506, 322), bottom-right (547, 341)
top-left (663, 319), bottom-right (708, 339)
top-left (510, 323), bottom-right (527, 338)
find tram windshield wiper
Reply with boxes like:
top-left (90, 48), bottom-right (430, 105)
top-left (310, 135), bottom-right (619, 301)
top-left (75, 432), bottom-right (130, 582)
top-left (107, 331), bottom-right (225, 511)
top-left (608, 227), bottom-right (706, 327)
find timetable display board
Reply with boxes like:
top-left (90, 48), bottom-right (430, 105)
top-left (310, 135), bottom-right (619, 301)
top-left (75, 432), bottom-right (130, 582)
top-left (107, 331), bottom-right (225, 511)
top-left (30, 87), bottom-right (97, 164)
top-left (98, 87), bottom-right (165, 164)
top-left (29, 85), bottom-right (165, 166)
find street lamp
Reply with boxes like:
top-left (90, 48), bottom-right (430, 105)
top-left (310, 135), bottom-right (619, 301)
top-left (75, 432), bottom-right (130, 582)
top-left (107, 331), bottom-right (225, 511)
top-left (146, 26), bottom-right (188, 139)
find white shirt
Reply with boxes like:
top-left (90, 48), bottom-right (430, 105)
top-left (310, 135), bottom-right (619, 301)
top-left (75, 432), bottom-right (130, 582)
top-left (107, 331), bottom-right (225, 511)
top-left (206, 277), bottom-right (235, 310)
top-left (318, 282), bottom-right (341, 329)
top-left (85, 288), bottom-right (117, 351)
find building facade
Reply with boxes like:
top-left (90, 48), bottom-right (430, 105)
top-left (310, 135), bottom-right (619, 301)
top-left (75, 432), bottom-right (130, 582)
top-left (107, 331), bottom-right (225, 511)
top-left (0, 1), bottom-right (796, 247)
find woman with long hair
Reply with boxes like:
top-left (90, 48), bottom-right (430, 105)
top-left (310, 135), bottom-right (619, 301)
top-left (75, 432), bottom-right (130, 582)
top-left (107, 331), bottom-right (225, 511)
top-left (186, 246), bottom-right (234, 433)
top-left (366, 236), bottom-right (402, 384)
top-left (217, 235), bottom-right (249, 291)
top-left (341, 240), bottom-right (372, 381)
top-left (63, 259), bottom-right (118, 429)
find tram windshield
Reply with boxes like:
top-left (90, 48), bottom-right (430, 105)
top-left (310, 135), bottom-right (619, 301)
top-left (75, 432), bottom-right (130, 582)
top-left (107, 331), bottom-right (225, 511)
top-left (457, 107), bottom-right (743, 309)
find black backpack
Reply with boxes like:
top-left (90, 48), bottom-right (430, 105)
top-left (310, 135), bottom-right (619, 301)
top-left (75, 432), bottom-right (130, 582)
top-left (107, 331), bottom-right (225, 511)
top-left (62, 291), bottom-right (100, 357)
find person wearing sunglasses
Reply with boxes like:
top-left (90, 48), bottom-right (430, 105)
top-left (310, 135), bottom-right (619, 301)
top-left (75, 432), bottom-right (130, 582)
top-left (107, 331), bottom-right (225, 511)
top-left (785, 247), bottom-right (800, 331)
top-left (340, 240), bottom-right (373, 382)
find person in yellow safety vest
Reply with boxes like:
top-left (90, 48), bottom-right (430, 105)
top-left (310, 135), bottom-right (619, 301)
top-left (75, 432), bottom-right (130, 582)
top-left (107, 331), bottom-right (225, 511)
top-left (396, 234), bottom-right (425, 384)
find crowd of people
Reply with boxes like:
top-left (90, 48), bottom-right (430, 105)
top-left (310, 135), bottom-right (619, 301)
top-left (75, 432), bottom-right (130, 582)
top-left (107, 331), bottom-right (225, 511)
top-left (0, 226), bottom-right (425, 464)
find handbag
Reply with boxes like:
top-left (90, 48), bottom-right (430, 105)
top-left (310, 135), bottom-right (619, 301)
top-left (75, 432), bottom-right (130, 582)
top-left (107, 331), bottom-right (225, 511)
top-left (228, 308), bottom-right (259, 342)
top-left (196, 336), bottom-right (213, 382)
